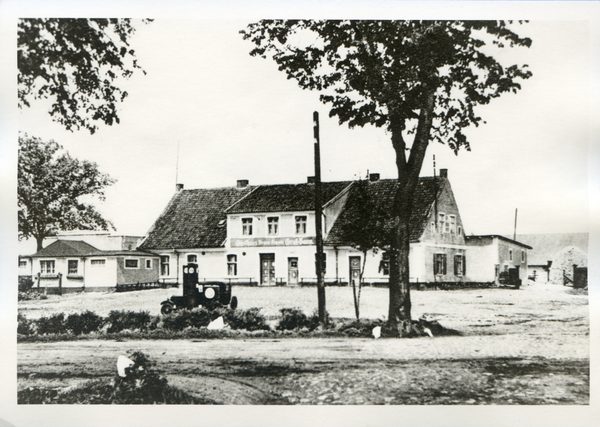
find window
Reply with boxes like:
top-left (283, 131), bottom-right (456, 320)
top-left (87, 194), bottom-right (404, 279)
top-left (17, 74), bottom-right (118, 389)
top-left (242, 218), bottom-right (253, 236)
top-left (227, 254), bottom-right (237, 276)
top-left (91, 259), bottom-right (106, 266)
top-left (509, 250), bottom-right (513, 261)
top-left (125, 259), bottom-right (139, 269)
top-left (19, 260), bottom-right (27, 268)
top-left (454, 254), bottom-right (465, 276)
top-left (267, 217), bottom-right (279, 235)
top-left (187, 254), bottom-right (197, 263)
top-left (434, 253), bottom-right (447, 275)
top-left (430, 222), bottom-right (435, 233)
top-left (521, 250), bottom-right (525, 262)
top-left (495, 264), bottom-right (500, 277)
top-left (379, 252), bottom-right (390, 275)
top-left (68, 260), bottom-right (78, 275)
top-left (438, 213), bottom-right (445, 233)
top-left (457, 226), bottom-right (462, 235)
top-left (40, 260), bottom-right (55, 274)
top-left (295, 216), bottom-right (307, 235)
top-left (160, 255), bottom-right (170, 276)
top-left (449, 215), bottom-right (456, 234)
top-left (146, 259), bottom-right (152, 269)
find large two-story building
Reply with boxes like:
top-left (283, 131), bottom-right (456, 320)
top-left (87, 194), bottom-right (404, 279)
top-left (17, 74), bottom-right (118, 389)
top-left (139, 169), bottom-right (523, 287)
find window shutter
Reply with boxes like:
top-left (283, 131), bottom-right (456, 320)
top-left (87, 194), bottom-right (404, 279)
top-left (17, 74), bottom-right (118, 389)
top-left (463, 256), bottom-right (466, 275)
top-left (454, 255), bottom-right (459, 276)
top-left (433, 254), bottom-right (438, 275)
top-left (443, 254), bottom-right (447, 275)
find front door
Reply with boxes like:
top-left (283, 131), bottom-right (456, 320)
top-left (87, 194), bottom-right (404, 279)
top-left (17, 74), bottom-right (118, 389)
top-left (288, 257), bottom-right (299, 285)
top-left (260, 253), bottom-right (275, 285)
top-left (349, 256), bottom-right (361, 287)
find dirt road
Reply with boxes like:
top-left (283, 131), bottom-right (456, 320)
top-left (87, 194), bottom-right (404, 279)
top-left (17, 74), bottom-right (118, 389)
top-left (18, 334), bottom-right (589, 404)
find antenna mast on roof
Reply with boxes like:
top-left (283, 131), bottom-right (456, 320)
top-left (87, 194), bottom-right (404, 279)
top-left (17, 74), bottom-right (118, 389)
top-left (175, 140), bottom-right (180, 187)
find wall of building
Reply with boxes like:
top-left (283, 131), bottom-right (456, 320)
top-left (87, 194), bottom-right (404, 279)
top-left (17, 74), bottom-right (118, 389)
top-left (464, 240), bottom-right (498, 283)
top-left (497, 239), bottom-right (528, 282)
top-left (85, 257), bottom-right (118, 288)
top-left (116, 256), bottom-right (160, 285)
top-left (419, 181), bottom-right (466, 246)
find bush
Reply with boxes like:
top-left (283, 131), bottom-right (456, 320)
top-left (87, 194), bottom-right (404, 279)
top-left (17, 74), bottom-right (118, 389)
top-left (107, 310), bottom-right (153, 333)
top-left (65, 311), bottom-right (104, 335)
top-left (307, 309), bottom-right (330, 331)
top-left (17, 313), bottom-right (34, 336)
top-left (224, 307), bottom-right (269, 331)
top-left (36, 313), bottom-right (66, 335)
top-left (276, 308), bottom-right (308, 331)
top-left (161, 308), bottom-right (212, 331)
top-left (337, 318), bottom-right (383, 337)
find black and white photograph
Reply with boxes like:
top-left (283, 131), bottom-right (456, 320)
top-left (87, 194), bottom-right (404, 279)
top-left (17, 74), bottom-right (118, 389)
top-left (1, 1), bottom-right (598, 426)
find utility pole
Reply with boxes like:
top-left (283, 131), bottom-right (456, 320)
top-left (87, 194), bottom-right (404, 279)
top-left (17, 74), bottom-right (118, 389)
top-left (313, 111), bottom-right (326, 326)
top-left (513, 208), bottom-right (518, 241)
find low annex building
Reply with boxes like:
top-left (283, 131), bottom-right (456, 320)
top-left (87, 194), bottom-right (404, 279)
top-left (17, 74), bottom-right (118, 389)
top-left (21, 232), bottom-right (159, 293)
top-left (139, 169), bottom-right (523, 287)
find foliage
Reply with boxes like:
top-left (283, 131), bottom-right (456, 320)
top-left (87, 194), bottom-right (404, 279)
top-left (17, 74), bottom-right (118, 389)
top-left (106, 310), bottom-right (153, 333)
top-left (65, 310), bottom-right (104, 335)
top-left (17, 314), bottom-right (35, 336)
top-left (337, 318), bottom-right (384, 337)
top-left (18, 18), bottom-right (151, 134)
top-left (160, 307), bottom-right (212, 331)
top-left (276, 308), bottom-right (309, 331)
top-left (242, 20), bottom-right (532, 332)
top-left (18, 134), bottom-right (116, 251)
top-left (224, 307), bottom-right (270, 331)
top-left (36, 313), bottom-right (65, 335)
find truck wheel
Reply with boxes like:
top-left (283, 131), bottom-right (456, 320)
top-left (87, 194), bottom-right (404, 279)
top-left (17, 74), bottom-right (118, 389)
top-left (230, 296), bottom-right (238, 310)
top-left (161, 303), bottom-right (174, 315)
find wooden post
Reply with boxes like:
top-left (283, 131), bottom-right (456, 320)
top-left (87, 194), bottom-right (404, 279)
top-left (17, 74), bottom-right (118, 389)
top-left (313, 111), bottom-right (326, 326)
top-left (58, 272), bottom-right (62, 296)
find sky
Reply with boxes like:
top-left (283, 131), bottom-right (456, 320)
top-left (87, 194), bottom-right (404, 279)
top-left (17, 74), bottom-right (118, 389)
top-left (3, 5), bottom-right (599, 255)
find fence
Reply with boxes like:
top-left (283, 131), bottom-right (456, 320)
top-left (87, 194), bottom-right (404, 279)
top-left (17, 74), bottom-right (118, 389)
top-left (116, 280), bottom-right (179, 293)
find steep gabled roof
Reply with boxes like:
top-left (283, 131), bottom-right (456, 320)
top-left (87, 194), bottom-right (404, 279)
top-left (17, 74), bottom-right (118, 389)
top-left (508, 233), bottom-right (589, 265)
top-left (31, 240), bottom-right (103, 257)
top-left (226, 181), bottom-right (352, 214)
top-left (326, 177), bottom-right (443, 245)
top-left (140, 186), bottom-right (255, 250)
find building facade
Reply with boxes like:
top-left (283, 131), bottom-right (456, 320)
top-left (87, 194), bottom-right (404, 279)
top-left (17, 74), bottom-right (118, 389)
top-left (140, 169), bottom-right (516, 287)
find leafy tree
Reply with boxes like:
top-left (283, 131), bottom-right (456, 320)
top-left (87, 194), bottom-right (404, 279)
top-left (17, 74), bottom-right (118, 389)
top-left (242, 20), bottom-right (532, 336)
top-left (18, 18), bottom-right (150, 134)
top-left (340, 179), bottom-right (392, 319)
top-left (18, 133), bottom-right (116, 251)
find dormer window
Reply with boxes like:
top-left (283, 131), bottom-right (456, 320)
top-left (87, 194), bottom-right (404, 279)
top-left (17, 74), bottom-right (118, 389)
top-left (267, 217), bottom-right (279, 235)
top-left (242, 218), bottom-right (253, 236)
top-left (218, 219), bottom-right (226, 227)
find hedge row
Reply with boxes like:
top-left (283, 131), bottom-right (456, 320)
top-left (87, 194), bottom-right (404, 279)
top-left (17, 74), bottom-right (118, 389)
top-left (18, 307), bottom-right (389, 339)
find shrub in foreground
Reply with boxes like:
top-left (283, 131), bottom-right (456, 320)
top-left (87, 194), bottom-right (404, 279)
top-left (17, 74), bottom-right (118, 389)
top-left (36, 313), bottom-right (65, 335)
top-left (17, 313), bottom-right (34, 336)
top-left (223, 307), bottom-right (269, 331)
top-left (107, 310), bottom-right (154, 333)
top-left (276, 308), bottom-right (309, 331)
top-left (161, 307), bottom-right (212, 331)
top-left (65, 310), bottom-right (104, 335)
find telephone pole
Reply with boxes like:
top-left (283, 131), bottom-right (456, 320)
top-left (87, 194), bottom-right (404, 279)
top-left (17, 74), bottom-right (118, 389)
top-left (313, 111), bottom-right (326, 326)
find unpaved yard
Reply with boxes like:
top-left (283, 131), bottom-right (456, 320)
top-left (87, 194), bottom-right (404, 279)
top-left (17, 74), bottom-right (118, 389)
top-left (17, 282), bottom-right (589, 404)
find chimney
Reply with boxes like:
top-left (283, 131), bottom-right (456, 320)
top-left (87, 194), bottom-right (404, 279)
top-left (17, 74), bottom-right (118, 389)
top-left (237, 179), bottom-right (249, 188)
top-left (307, 176), bottom-right (316, 184)
top-left (176, 183), bottom-right (184, 192)
top-left (440, 169), bottom-right (448, 178)
top-left (369, 173), bottom-right (380, 182)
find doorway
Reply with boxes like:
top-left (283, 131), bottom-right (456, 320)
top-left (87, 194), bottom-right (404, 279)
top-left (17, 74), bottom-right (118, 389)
top-left (260, 253), bottom-right (275, 285)
top-left (349, 256), bottom-right (361, 287)
top-left (288, 257), bottom-right (299, 285)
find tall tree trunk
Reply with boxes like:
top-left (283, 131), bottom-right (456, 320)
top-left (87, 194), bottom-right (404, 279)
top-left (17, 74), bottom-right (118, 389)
top-left (35, 235), bottom-right (44, 252)
top-left (387, 89), bottom-right (437, 337)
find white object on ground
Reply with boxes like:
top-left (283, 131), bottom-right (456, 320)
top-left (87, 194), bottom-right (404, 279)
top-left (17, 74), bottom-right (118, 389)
top-left (207, 316), bottom-right (225, 330)
top-left (423, 327), bottom-right (433, 338)
top-left (372, 326), bottom-right (381, 339)
top-left (117, 355), bottom-right (135, 377)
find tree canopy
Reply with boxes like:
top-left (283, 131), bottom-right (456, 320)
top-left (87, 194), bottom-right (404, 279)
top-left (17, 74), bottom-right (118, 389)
top-left (18, 18), bottom-right (150, 134)
top-left (18, 134), bottom-right (116, 251)
top-left (242, 20), bottom-right (532, 336)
